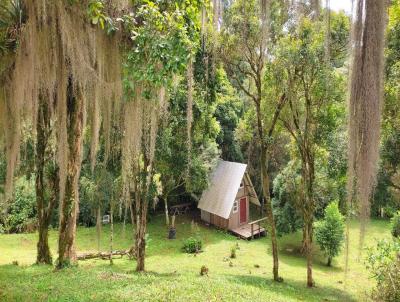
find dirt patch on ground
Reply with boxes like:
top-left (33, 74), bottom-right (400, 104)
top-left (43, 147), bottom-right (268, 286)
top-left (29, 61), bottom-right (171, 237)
top-left (20, 237), bottom-right (33, 247)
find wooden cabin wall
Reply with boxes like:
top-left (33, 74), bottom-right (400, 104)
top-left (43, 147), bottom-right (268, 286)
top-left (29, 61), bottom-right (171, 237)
top-left (210, 214), bottom-right (229, 229)
top-left (228, 178), bottom-right (250, 230)
top-left (201, 210), bottom-right (211, 223)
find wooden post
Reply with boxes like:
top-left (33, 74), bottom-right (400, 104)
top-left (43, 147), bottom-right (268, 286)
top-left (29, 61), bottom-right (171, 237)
top-left (251, 224), bottom-right (254, 239)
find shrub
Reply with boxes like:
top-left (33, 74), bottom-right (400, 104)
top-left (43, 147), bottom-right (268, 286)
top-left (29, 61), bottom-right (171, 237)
top-left (4, 176), bottom-right (37, 233)
top-left (314, 201), bottom-right (345, 266)
top-left (366, 239), bottom-right (400, 302)
top-left (182, 237), bottom-right (202, 253)
top-left (390, 211), bottom-right (400, 238)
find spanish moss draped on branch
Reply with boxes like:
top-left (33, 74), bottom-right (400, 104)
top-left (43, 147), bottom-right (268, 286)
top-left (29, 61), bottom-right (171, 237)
top-left (1, 0), bottom-right (122, 203)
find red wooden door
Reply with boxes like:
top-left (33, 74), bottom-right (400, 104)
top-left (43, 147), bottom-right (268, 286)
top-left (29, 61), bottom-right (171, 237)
top-left (239, 197), bottom-right (247, 224)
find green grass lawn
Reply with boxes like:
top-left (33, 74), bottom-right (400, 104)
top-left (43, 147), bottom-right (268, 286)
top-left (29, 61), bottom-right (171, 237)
top-left (0, 214), bottom-right (390, 302)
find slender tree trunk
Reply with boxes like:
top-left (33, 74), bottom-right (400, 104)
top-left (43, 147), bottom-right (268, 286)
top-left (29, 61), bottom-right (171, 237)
top-left (122, 199), bottom-right (128, 237)
top-left (164, 195), bottom-right (169, 226)
top-left (96, 206), bottom-right (101, 251)
top-left (305, 219), bottom-right (314, 287)
top-left (301, 154), bottom-right (315, 287)
top-left (110, 198), bottom-right (114, 265)
top-left (256, 103), bottom-right (281, 282)
top-left (327, 256), bottom-right (332, 267)
top-left (57, 81), bottom-right (84, 268)
top-left (36, 96), bottom-right (57, 265)
top-left (130, 193), bottom-right (135, 227)
top-left (135, 150), bottom-right (152, 272)
top-left (261, 147), bottom-right (280, 282)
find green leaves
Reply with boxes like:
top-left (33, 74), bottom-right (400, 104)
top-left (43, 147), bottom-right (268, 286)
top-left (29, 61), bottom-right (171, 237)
top-left (365, 238), bottom-right (400, 301)
top-left (314, 201), bottom-right (345, 265)
top-left (85, 0), bottom-right (200, 97)
top-left (123, 1), bottom-right (198, 93)
top-left (87, 0), bottom-right (118, 34)
top-left (0, 0), bottom-right (26, 55)
top-left (390, 211), bottom-right (400, 238)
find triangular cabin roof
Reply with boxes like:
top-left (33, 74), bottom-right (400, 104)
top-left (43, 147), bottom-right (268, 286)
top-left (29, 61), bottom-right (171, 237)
top-left (198, 160), bottom-right (260, 219)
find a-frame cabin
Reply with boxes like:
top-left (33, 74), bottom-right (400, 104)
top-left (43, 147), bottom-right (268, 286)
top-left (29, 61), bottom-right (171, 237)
top-left (198, 160), bottom-right (266, 239)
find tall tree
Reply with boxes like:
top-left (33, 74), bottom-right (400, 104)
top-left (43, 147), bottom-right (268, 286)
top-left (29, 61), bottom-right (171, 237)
top-left (35, 94), bottom-right (58, 264)
top-left (0, 0), bottom-right (123, 267)
top-left (121, 1), bottom-right (198, 271)
top-left (275, 16), bottom-right (346, 287)
top-left (219, 0), bottom-right (286, 282)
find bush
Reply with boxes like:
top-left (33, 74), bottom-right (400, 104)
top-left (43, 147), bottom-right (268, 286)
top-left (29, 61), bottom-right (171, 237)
top-left (390, 211), bottom-right (400, 238)
top-left (314, 201), bottom-right (345, 266)
top-left (4, 176), bottom-right (37, 233)
top-left (366, 239), bottom-right (400, 302)
top-left (182, 237), bottom-right (202, 253)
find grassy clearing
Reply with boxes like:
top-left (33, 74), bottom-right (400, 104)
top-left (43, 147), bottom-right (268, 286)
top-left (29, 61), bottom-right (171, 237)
top-left (0, 215), bottom-right (390, 302)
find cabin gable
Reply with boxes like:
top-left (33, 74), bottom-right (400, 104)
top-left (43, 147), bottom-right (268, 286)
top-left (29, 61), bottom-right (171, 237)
top-left (198, 160), bottom-right (261, 233)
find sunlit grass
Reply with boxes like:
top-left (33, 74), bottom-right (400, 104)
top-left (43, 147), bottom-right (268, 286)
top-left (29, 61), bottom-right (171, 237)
top-left (0, 215), bottom-right (390, 301)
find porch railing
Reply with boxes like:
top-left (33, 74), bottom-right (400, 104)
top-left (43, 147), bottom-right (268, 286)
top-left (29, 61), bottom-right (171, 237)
top-left (248, 217), bottom-right (268, 239)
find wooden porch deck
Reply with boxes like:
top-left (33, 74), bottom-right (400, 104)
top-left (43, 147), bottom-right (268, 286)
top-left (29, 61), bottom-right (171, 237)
top-left (231, 223), bottom-right (266, 240)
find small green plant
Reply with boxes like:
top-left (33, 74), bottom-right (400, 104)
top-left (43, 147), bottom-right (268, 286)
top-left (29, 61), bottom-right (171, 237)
top-left (314, 201), bottom-right (345, 266)
top-left (366, 239), bottom-right (400, 301)
top-left (230, 246), bottom-right (236, 259)
top-left (235, 242), bottom-right (240, 250)
top-left (182, 237), bottom-right (202, 254)
top-left (390, 211), bottom-right (400, 238)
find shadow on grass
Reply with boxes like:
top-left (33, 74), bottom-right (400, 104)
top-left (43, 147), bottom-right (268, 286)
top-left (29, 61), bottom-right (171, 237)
top-left (277, 244), bottom-right (344, 273)
top-left (0, 263), bottom-right (356, 302)
top-left (225, 274), bottom-right (356, 302)
top-left (144, 213), bottom-right (235, 257)
top-left (259, 232), bottom-right (346, 273)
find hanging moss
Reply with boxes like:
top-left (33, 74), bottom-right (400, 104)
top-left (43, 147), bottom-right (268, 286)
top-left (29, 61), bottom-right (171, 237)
top-left (0, 1), bottom-right (123, 265)
top-left (1, 1), bottom-right (122, 202)
top-left (347, 0), bottom-right (387, 250)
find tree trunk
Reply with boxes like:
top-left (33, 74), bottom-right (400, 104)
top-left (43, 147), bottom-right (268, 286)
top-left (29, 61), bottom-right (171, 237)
top-left (57, 81), bottom-right (84, 268)
top-left (301, 226), bottom-right (307, 253)
top-left (312, 0), bottom-right (320, 20)
top-left (36, 96), bottom-right (57, 265)
top-left (304, 156), bottom-right (315, 287)
top-left (122, 199), bottom-right (128, 237)
top-left (327, 256), bottom-right (332, 267)
top-left (261, 147), bottom-right (281, 282)
top-left (135, 194), bottom-right (148, 272)
top-left (256, 102), bottom-right (281, 282)
top-left (96, 206), bottom-right (101, 251)
top-left (110, 198), bottom-right (114, 265)
top-left (164, 195), bottom-right (169, 226)
top-left (305, 220), bottom-right (314, 287)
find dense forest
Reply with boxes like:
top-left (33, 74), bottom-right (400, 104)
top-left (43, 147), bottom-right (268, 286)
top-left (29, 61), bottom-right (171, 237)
top-left (0, 0), bottom-right (400, 301)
